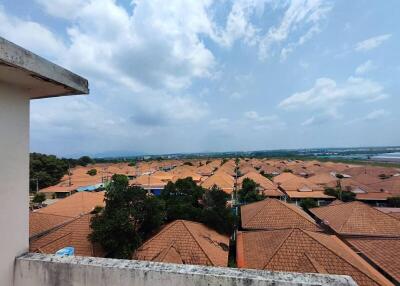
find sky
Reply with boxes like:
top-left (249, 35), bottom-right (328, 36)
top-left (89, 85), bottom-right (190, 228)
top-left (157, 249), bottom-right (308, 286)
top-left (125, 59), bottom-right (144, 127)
top-left (0, 0), bottom-right (399, 157)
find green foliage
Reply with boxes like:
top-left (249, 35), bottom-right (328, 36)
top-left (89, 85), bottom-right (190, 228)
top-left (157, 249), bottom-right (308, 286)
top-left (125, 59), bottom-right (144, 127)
top-left (77, 156), bottom-right (94, 167)
top-left (89, 174), bottom-right (165, 259)
top-left (183, 161), bottom-right (193, 166)
top-left (221, 158), bottom-right (228, 166)
top-left (238, 178), bottom-right (265, 204)
top-left (335, 173), bottom-right (344, 179)
top-left (260, 170), bottom-right (274, 181)
top-left (87, 169), bottom-right (97, 176)
top-left (201, 185), bottom-right (234, 234)
top-left (206, 160), bottom-right (212, 165)
top-left (324, 187), bottom-right (356, 202)
top-left (32, 192), bottom-right (46, 204)
top-left (160, 177), bottom-right (204, 222)
top-left (283, 168), bottom-right (293, 173)
top-left (387, 196), bottom-right (400, 207)
top-left (299, 198), bottom-right (317, 210)
top-left (30, 153), bottom-right (69, 192)
top-left (160, 178), bottom-right (234, 235)
top-left (128, 161), bottom-right (136, 167)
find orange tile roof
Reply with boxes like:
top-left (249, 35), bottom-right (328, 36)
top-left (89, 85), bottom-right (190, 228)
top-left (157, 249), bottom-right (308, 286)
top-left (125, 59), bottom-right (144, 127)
top-left (238, 171), bottom-right (278, 191)
top-left (131, 175), bottom-right (166, 188)
top-left (274, 172), bottom-right (322, 192)
top-left (237, 229), bottom-right (393, 286)
top-left (240, 199), bottom-right (321, 232)
top-left (29, 214), bottom-right (104, 257)
top-left (310, 201), bottom-right (400, 237)
top-left (201, 171), bottom-right (234, 193)
top-left (35, 192), bottom-right (105, 218)
top-left (307, 172), bottom-right (339, 187)
top-left (29, 212), bottom-right (72, 238)
top-left (133, 220), bottom-right (229, 266)
top-left (284, 190), bottom-right (335, 199)
top-left (347, 237), bottom-right (400, 284)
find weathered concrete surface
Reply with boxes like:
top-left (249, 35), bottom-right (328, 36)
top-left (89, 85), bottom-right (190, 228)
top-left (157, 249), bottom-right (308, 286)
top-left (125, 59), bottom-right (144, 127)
top-left (14, 253), bottom-right (358, 286)
top-left (0, 36), bottom-right (88, 98)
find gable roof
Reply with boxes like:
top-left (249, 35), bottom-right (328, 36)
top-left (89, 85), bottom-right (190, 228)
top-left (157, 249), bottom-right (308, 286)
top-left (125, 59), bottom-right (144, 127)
top-left (35, 191), bottom-right (105, 218)
top-left (133, 220), bottom-right (229, 267)
top-left (237, 229), bottom-right (393, 286)
top-left (240, 199), bottom-right (321, 232)
top-left (238, 171), bottom-right (278, 191)
top-left (347, 237), bottom-right (400, 284)
top-left (201, 171), bottom-right (234, 193)
top-left (29, 214), bottom-right (104, 257)
top-left (310, 201), bottom-right (400, 237)
top-left (29, 212), bottom-right (72, 238)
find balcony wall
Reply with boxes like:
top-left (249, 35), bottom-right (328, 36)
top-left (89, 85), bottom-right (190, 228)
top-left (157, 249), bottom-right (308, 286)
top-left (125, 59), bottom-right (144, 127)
top-left (14, 253), bottom-right (357, 286)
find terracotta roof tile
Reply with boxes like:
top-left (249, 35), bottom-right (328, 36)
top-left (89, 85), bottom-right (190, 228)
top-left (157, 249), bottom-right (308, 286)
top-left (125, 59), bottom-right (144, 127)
top-left (30, 214), bottom-right (104, 257)
top-left (133, 220), bottom-right (229, 266)
top-left (347, 237), bottom-right (400, 284)
top-left (240, 199), bottom-right (321, 232)
top-left (310, 201), bottom-right (400, 237)
top-left (29, 212), bottom-right (72, 238)
top-left (237, 229), bottom-right (393, 286)
top-left (35, 191), bottom-right (105, 218)
top-left (201, 171), bottom-right (234, 193)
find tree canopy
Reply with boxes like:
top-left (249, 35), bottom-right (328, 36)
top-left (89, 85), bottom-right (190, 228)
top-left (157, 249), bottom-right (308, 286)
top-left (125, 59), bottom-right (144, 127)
top-left (238, 178), bottom-right (265, 204)
top-left (324, 187), bottom-right (356, 202)
top-left (89, 174), bottom-right (165, 259)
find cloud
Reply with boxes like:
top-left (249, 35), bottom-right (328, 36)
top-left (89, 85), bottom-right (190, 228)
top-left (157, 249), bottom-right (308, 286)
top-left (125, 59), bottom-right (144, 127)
top-left (243, 111), bottom-right (285, 129)
top-left (355, 34), bottom-right (392, 52)
top-left (355, 60), bottom-right (376, 75)
top-left (301, 110), bottom-right (341, 126)
top-left (346, 109), bottom-right (390, 125)
top-left (0, 6), bottom-right (66, 59)
top-left (279, 77), bottom-right (388, 113)
top-left (258, 0), bottom-right (332, 60)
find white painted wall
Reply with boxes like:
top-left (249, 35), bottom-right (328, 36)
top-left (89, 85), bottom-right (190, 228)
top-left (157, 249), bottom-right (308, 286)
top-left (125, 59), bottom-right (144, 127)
top-left (0, 86), bottom-right (29, 286)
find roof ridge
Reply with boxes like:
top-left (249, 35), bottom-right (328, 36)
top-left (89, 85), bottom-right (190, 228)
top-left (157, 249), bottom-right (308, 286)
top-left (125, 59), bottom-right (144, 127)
top-left (262, 229), bottom-right (293, 270)
top-left (302, 230), bottom-right (387, 285)
top-left (277, 199), bottom-right (317, 226)
top-left (243, 200), bottom-right (269, 226)
top-left (181, 220), bottom-right (214, 265)
top-left (137, 220), bottom-right (181, 249)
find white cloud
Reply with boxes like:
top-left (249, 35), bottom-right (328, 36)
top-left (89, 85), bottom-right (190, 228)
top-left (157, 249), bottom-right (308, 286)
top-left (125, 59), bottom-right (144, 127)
top-left (259, 0), bottom-right (332, 60)
top-left (355, 34), bottom-right (392, 52)
top-left (0, 6), bottom-right (66, 59)
top-left (346, 109), bottom-right (390, 125)
top-left (243, 111), bottom-right (285, 129)
top-left (355, 60), bottom-right (376, 75)
top-left (279, 77), bottom-right (388, 113)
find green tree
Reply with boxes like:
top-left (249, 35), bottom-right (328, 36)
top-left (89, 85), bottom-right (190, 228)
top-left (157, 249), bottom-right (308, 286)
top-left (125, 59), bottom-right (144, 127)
top-left (30, 153), bottom-right (69, 192)
top-left (32, 192), bottom-right (46, 204)
top-left (324, 187), bottom-right (355, 202)
top-left (299, 198), bottom-right (317, 210)
top-left (238, 178), bottom-right (265, 204)
top-left (87, 169), bottom-right (97, 176)
top-left (201, 185), bottom-right (234, 234)
top-left (89, 174), bottom-right (165, 258)
top-left (78, 156), bottom-right (94, 167)
top-left (160, 177), bottom-right (204, 222)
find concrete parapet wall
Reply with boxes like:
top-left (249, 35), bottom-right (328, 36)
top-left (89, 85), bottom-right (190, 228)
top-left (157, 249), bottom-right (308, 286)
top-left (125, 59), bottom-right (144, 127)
top-left (14, 253), bottom-right (357, 286)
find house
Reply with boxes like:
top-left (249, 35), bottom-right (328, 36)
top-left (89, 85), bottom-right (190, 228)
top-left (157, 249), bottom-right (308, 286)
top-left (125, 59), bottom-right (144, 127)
top-left (30, 214), bottom-right (104, 257)
top-left (133, 220), bottom-right (229, 266)
top-left (131, 175), bottom-right (167, 196)
top-left (201, 170), bottom-right (235, 194)
top-left (310, 201), bottom-right (400, 237)
top-left (238, 171), bottom-right (283, 197)
top-left (274, 173), bottom-right (335, 205)
top-left (34, 192), bottom-right (105, 218)
top-left (236, 228), bottom-right (393, 286)
top-left (240, 199), bottom-right (321, 232)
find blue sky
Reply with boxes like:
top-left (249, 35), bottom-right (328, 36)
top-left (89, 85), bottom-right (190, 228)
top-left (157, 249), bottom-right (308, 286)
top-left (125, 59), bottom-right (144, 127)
top-left (1, 0), bottom-right (399, 157)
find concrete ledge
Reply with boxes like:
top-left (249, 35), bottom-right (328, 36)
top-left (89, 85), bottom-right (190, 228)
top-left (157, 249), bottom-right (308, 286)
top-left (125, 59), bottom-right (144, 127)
top-left (14, 253), bottom-right (357, 286)
top-left (0, 37), bottom-right (88, 98)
